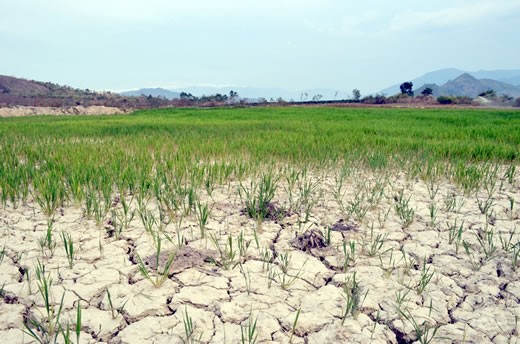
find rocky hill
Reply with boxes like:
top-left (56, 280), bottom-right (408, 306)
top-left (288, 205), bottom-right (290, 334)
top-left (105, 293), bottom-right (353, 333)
top-left (415, 73), bottom-right (520, 97)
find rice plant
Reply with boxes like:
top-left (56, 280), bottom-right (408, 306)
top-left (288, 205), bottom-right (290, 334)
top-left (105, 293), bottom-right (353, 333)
top-left (394, 190), bottom-right (415, 228)
top-left (60, 231), bottom-right (75, 269)
top-left (360, 225), bottom-right (389, 257)
top-left (38, 219), bottom-right (56, 258)
top-left (135, 232), bottom-right (176, 288)
top-left (342, 239), bottom-right (357, 270)
top-left (181, 306), bottom-right (202, 344)
top-left (341, 272), bottom-right (368, 322)
top-left (416, 258), bottom-right (435, 295)
top-left (0, 244), bottom-right (5, 266)
top-left (23, 260), bottom-right (65, 344)
top-left (289, 308), bottom-right (301, 344)
top-left (209, 233), bottom-right (237, 270)
top-left (195, 201), bottom-right (209, 239)
top-left (241, 308), bottom-right (258, 344)
top-left (398, 309), bottom-right (440, 344)
top-left (239, 173), bottom-right (278, 220)
top-left (105, 287), bottom-right (128, 320)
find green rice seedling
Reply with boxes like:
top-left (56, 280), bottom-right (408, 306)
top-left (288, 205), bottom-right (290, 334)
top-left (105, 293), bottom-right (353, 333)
top-left (512, 245), bottom-right (520, 271)
top-left (399, 248), bottom-right (418, 276)
top-left (504, 195), bottom-right (515, 221)
top-left (482, 164), bottom-right (499, 196)
top-left (504, 164), bottom-right (516, 185)
top-left (476, 194), bottom-right (495, 215)
top-left (239, 173), bottom-right (279, 220)
top-left (342, 239), bottom-right (356, 270)
top-left (423, 171), bottom-right (442, 201)
top-left (0, 244), bottom-right (5, 265)
top-left (370, 310), bottom-right (381, 340)
top-left (462, 241), bottom-right (482, 271)
top-left (241, 308), bottom-right (258, 344)
top-left (209, 233), bottom-right (237, 270)
top-left (360, 225), bottom-right (389, 257)
top-left (341, 272), bottom-right (368, 322)
top-left (33, 173), bottom-right (65, 218)
top-left (24, 267), bottom-right (33, 295)
top-left (268, 253), bottom-right (307, 290)
top-left (394, 190), bottom-right (415, 228)
top-left (66, 174), bottom-right (84, 206)
top-left (261, 248), bottom-right (273, 272)
top-left (238, 264), bottom-right (252, 295)
top-left (346, 192), bottom-right (370, 223)
top-left (377, 205), bottom-right (392, 228)
top-left (447, 220), bottom-right (464, 254)
top-left (394, 288), bottom-right (410, 314)
top-left (283, 167), bottom-right (302, 212)
top-left (475, 228), bottom-right (497, 262)
top-left (181, 306), bottom-right (202, 344)
top-left (105, 288), bottom-right (128, 320)
top-left (117, 195), bottom-right (135, 230)
top-left (38, 219), bottom-right (56, 258)
top-left (453, 162), bottom-right (484, 195)
top-left (499, 226), bottom-right (516, 252)
top-left (289, 308), bottom-right (301, 344)
top-left (23, 260), bottom-right (65, 344)
top-left (428, 202), bottom-right (438, 228)
top-left (398, 309), bottom-right (439, 344)
top-left (378, 248), bottom-right (397, 278)
top-left (443, 191), bottom-right (464, 214)
top-left (237, 230), bottom-right (252, 259)
top-left (74, 300), bottom-right (82, 344)
top-left (416, 258), bottom-right (435, 295)
top-left (195, 201), bottom-right (209, 239)
top-left (60, 231), bottom-right (75, 269)
top-left (138, 207), bottom-right (157, 235)
top-left (296, 177), bottom-right (321, 223)
top-left (135, 233), bottom-right (176, 288)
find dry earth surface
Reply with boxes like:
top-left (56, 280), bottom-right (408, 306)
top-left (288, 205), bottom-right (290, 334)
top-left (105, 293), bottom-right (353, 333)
top-left (0, 168), bottom-right (519, 343)
top-left (0, 106), bottom-right (131, 117)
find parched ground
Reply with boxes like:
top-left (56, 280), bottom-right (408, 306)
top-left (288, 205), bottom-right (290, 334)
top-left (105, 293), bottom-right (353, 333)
top-left (0, 106), bottom-right (131, 117)
top-left (0, 167), bottom-right (519, 343)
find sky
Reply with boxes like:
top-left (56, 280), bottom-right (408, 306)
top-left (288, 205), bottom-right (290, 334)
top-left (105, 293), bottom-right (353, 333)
top-left (1, 0), bottom-right (519, 95)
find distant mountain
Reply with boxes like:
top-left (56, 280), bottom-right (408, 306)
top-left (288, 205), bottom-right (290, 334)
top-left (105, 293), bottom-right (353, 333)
top-left (471, 70), bottom-right (520, 86)
top-left (380, 68), bottom-right (520, 96)
top-left (380, 68), bottom-right (465, 96)
top-left (0, 75), bottom-right (92, 97)
top-left (0, 75), bottom-right (170, 108)
top-left (169, 86), bottom-right (293, 100)
top-left (415, 73), bottom-right (520, 97)
top-left (120, 88), bottom-right (180, 100)
top-left (166, 86), bottom-right (347, 101)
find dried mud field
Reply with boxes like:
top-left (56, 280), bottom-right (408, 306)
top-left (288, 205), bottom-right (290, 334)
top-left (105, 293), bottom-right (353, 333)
top-left (1, 167), bottom-right (519, 343)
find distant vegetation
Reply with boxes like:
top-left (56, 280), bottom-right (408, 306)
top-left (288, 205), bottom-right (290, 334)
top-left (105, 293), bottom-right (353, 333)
top-left (2, 74), bottom-right (520, 109)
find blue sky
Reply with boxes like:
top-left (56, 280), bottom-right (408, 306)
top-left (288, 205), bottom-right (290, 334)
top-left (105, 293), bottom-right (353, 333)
top-left (1, 0), bottom-right (519, 94)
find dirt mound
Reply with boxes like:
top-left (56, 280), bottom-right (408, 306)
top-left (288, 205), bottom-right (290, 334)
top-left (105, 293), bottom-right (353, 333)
top-left (0, 105), bottom-right (131, 117)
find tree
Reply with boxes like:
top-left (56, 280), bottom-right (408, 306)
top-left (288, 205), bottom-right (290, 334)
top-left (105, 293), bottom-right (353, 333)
top-left (229, 90), bottom-right (238, 99)
top-left (421, 87), bottom-right (433, 96)
top-left (437, 96), bottom-right (453, 105)
top-left (312, 94), bottom-right (323, 101)
top-left (478, 89), bottom-right (496, 98)
top-left (400, 82), bottom-right (414, 96)
top-left (352, 89), bottom-right (361, 102)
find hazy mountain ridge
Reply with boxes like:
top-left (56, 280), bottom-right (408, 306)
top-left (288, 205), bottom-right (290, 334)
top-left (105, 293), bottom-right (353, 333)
top-left (381, 68), bottom-right (520, 96)
top-left (415, 73), bottom-right (520, 97)
top-left (120, 88), bottom-right (180, 100)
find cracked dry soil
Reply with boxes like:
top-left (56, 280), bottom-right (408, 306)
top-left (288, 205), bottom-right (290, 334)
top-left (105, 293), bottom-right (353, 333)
top-left (0, 168), bottom-right (519, 343)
